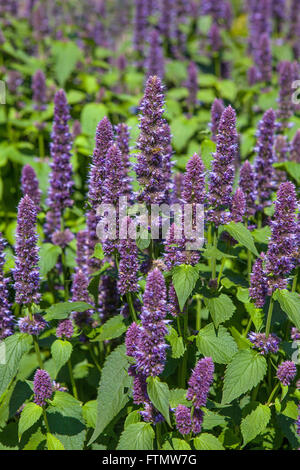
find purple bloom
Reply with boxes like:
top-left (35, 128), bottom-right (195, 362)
top-left (33, 369), bottom-right (53, 407)
top-left (133, 0), bottom-right (148, 57)
top-left (239, 161), bottom-right (256, 218)
top-left (272, 0), bottom-right (286, 33)
top-left (248, 0), bottom-right (272, 55)
top-left (134, 268), bottom-right (168, 377)
top-left (248, 331), bottom-right (281, 355)
top-left (75, 230), bottom-right (89, 274)
top-left (274, 135), bottom-right (289, 162)
top-left (146, 29), bottom-right (164, 79)
top-left (291, 327), bottom-right (300, 341)
top-left (208, 106), bottom-right (238, 226)
top-left (56, 319), bottom-right (74, 339)
top-left (98, 275), bottom-right (120, 323)
top-left (18, 314), bottom-right (47, 336)
top-left (255, 33), bottom-right (272, 83)
top-left (254, 108), bottom-right (276, 211)
top-left (209, 23), bottom-right (222, 52)
top-left (73, 120), bottom-right (82, 138)
top-left (71, 270), bottom-right (93, 329)
top-left (32, 69), bottom-right (47, 111)
top-left (182, 153), bottom-right (206, 205)
top-left (201, 0), bottom-right (227, 23)
top-left (161, 123), bottom-right (173, 204)
top-left (45, 90), bottom-right (73, 236)
top-left (175, 405), bottom-right (192, 435)
top-left (159, 0), bottom-right (173, 42)
top-left (290, 130), bottom-right (300, 163)
top-left (265, 182), bottom-right (298, 294)
top-left (21, 165), bottom-right (42, 210)
top-left (186, 357), bottom-right (214, 409)
top-left (0, 233), bottom-right (14, 339)
top-left (231, 187), bottom-right (246, 223)
top-left (51, 229), bottom-right (74, 249)
top-left (210, 98), bottom-right (225, 142)
top-left (186, 62), bottom-right (198, 112)
top-left (118, 218), bottom-right (140, 295)
top-left (136, 75), bottom-right (168, 205)
top-left (192, 409), bottom-right (204, 434)
top-left (296, 404), bottom-right (300, 436)
top-left (14, 196), bottom-right (40, 305)
top-left (171, 173), bottom-right (184, 205)
top-left (247, 66), bottom-right (260, 86)
top-left (115, 123), bottom-right (133, 202)
top-left (164, 223), bottom-right (199, 270)
top-left (277, 61), bottom-right (294, 128)
top-left (167, 283), bottom-right (180, 317)
top-left (249, 257), bottom-right (268, 308)
top-left (276, 361), bottom-right (297, 386)
top-left (126, 322), bottom-right (140, 357)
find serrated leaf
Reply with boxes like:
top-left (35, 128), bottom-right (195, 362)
top-left (194, 433), bottom-right (224, 450)
top-left (221, 222), bottom-right (258, 256)
top-left (18, 403), bottom-right (43, 439)
top-left (147, 377), bottom-right (171, 426)
top-left (82, 400), bottom-right (97, 429)
top-left (166, 326), bottom-right (185, 359)
top-left (89, 345), bottom-right (131, 445)
top-left (124, 410), bottom-right (141, 429)
top-left (241, 404), bottom-right (271, 446)
top-left (92, 315), bottom-right (126, 342)
top-left (222, 350), bottom-right (267, 404)
top-left (38, 243), bottom-right (62, 278)
top-left (202, 410), bottom-right (227, 430)
top-left (93, 243), bottom-right (104, 260)
top-left (196, 323), bottom-right (238, 364)
top-left (52, 41), bottom-right (83, 86)
top-left (172, 264), bottom-right (199, 311)
top-left (44, 302), bottom-right (93, 321)
top-left (0, 334), bottom-right (32, 399)
top-left (46, 433), bottom-right (65, 450)
top-left (274, 289), bottom-right (300, 330)
top-left (251, 226), bottom-right (271, 244)
top-left (172, 438), bottom-right (191, 450)
top-left (47, 392), bottom-right (85, 450)
top-left (51, 340), bottom-right (72, 376)
top-left (205, 294), bottom-right (236, 328)
top-left (117, 423), bottom-right (154, 450)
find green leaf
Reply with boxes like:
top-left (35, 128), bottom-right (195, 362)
top-left (172, 264), bottom-right (199, 311)
top-left (166, 326), bottom-right (185, 359)
top-left (251, 226), bottom-right (271, 245)
top-left (196, 323), bottom-right (238, 364)
top-left (241, 404), bottom-right (271, 446)
top-left (170, 116), bottom-right (199, 152)
top-left (194, 433), bottom-right (224, 450)
top-left (117, 423), bottom-right (155, 450)
top-left (52, 41), bottom-right (83, 86)
top-left (202, 410), bottom-right (227, 430)
top-left (44, 302), bottom-right (93, 321)
top-left (205, 294), bottom-right (236, 328)
top-left (92, 315), bottom-right (126, 342)
top-left (274, 289), bottom-right (300, 330)
top-left (93, 243), bottom-right (104, 260)
top-left (46, 433), bottom-right (65, 450)
top-left (0, 334), bottom-right (32, 398)
top-left (200, 139), bottom-right (216, 170)
top-left (221, 222), bottom-right (259, 256)
top-left (124, 410), bottom-right (141, 428)
top-left (82, 400), bottom-right (97, 429)
top-left (38, 243), bottom-right (62, 278)
top-left (169, 388), bottom-right (190, 408)
top-left (222, 349), bottom-right (267, 404)
top-left (51, 340), bottom-right (72, 376)
top-left (47, 392), bottom-right (85, 450)
top-left (216, 80), bottom-right (237, 101)
top-left (172, 438), bottom-right (191, 450)
top-left (147, 377), bottom-right (171, 426)
top-left (81, 103), bottom-right (108, 136)
top-left (18, 403), bottom-right (43, 439)
top-left (89, 345), bottom-right (131, 445)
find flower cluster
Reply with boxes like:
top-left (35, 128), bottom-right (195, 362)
top-left (276, 361), bottom-right (297, 386)
top-left (248, 332), bottom-right (281, 355)
top-left (0, 233), bottom-right (14, 339)
top-left (33, 369), bottom-right (53, 407)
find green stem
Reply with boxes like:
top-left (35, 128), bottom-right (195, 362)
top-left (217, 257), bottom-right (226, 287)
top-left (156, 422), bottom-right (162, 450)
top-left (61, 249), bottom-right (69, 301)
top-left (126, 292), bottom-right (138, 323)
top-left (292, 271), bottom-right (298, 293)
top-left (88, 344), bottom-right (101, 373)
top-left (67, 359), bottom-right (78, 400)
top-left (42, 407), bottom-right (50, 433)
top-left (211, 230), bottom-right (217, 280)
top-left (196, 296), bottom-right (201, 332)
top-left (38, 133), bottom-right (45, 159)
top-left (33, 336), bottom-right (44, 369)
top-left (266, 382), bottom-right (280, 406)
top-left (247, 250), bottom-right (252, 283)
top-left (265, 297), bottom-right (274, 339)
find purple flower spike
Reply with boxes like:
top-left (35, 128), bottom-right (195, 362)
top-left (248, 331), bottom-right (281, 355)
top-left (159, 0), bottom-right (173, 42)
top-left (45, 89), bottom-right (73, 236)
top-left (33, 369), bottom-right (53, 407)
top-left (182, 153), bottom-right (206, 205)
top-left (186, 357), bottom-right (214, 409)
top-left (134, 268), bottom-right (168, 377)
top-left (136, 75), bottom-right (168, 205)
top-left (210, 98), bottom-right (225, 142)
top-left (133, 0), bottom-right (148, 57)
top-left (255, 33), bottom-right (272, 83)
top-left (32, 69), bottom-right (47, 111)
top-left (21, 164), bottom-right (42, 210)
top-left (75, 230), bottom-right (89, 274)
top-left (277, 61), bottom-right (294, 128)
top-left (126, 322), bottom-right (141, 357)
top-left (115, 123), bottom-right (133, 201)
top-left (14, 196), bottom-right (40, 305)
top-left (0, 233), bottom-right (14, 339)
top-left (118, 218), bottom-right (140, 295)
top-left (186, 62), bottom-right (198, 112)
top-left (290, 130), bottom-right (300, 163)
top-left (146, 29), bottom-right (164, 79)
top-left (276, 361), bottom-right (297, 386)
top-left (231, 187), bottom-right (246, 223)
top-left (208, 105), bottom-right (238, 226)
top-left (209, 23), bottom-right (222, 52)
top-left (291, 327), bottom-right (300, 341)
top-left (18, 314), bottom-right (47, 335)
top-left (175, 405), bottom-right (192, 435)
top-left (71, 270), bottom-right (93, 329)
top-left (249, 257), bottom-right (268, 308)
top-left (247, 66), bottom-right (260, 86)
top-left (275, 135), bottom-right (289, 162)
top-left (239, 161), bottom-right (256, 218)
top-left (254, 108), bottom-right (276, 211)
top-left (265, 182), bottom-right (297, 294)
top-left (56, 319), bottom-right (74, 339)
